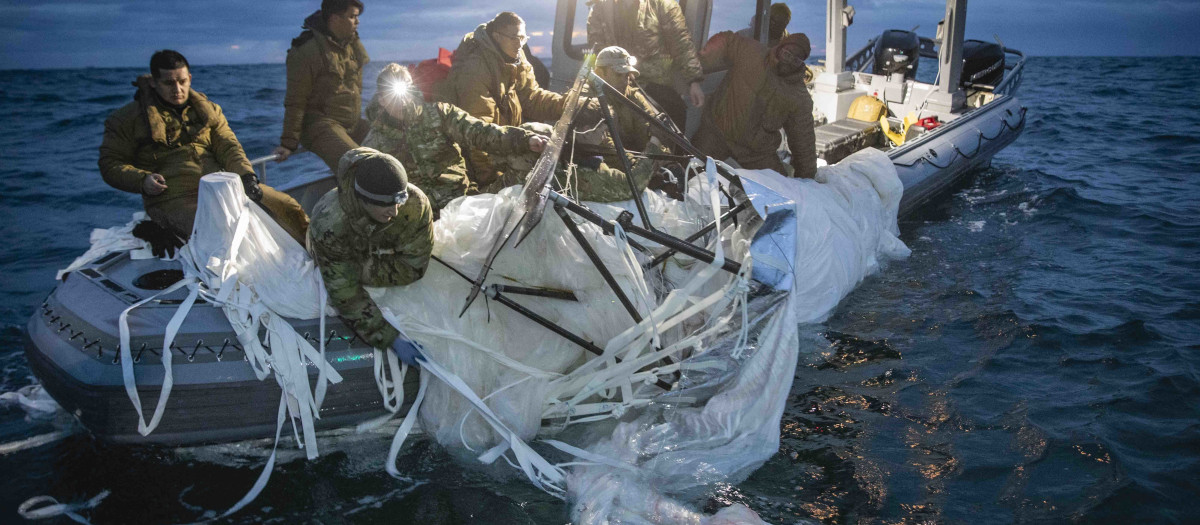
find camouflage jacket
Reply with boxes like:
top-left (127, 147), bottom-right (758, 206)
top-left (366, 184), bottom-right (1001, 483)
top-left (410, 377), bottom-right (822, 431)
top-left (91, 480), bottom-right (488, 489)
top-left (307, 148), bottom-right (434, 349)
top-left (281, 11), bottom-right (370, 151)
top-left (698, 31), bottom-right (816, 178)
top-left (362, 99), bottom-right (536, 210)
top-left (587, 0), bottom-right (704, 90)
top-left (99, 75), bottom-right (254, 209)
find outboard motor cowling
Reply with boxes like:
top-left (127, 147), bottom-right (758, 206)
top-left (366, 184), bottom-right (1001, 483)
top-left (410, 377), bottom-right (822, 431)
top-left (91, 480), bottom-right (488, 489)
top-left (961, 39), bottom-right (1005, 88)
top-left (872, 30), bottom-right (920, 79)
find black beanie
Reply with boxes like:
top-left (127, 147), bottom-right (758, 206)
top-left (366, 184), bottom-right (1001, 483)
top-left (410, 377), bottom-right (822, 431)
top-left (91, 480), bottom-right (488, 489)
top-left (354, 154), bottom-right (409, 206)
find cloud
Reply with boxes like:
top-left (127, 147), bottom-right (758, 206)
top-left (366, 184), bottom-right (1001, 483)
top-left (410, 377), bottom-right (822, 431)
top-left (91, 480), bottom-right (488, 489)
top-left (1, 0), bottom-right (1197, 69)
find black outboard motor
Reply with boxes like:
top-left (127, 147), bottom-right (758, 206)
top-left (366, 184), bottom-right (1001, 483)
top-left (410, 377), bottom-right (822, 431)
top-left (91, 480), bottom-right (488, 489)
top-left (961, 39), bottom-right (1005, 88)
top-left (872, 30), bottom-right (920, 79)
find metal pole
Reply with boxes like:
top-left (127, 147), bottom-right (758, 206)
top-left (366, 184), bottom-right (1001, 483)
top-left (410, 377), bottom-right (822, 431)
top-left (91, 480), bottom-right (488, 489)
top-left (643, 199), bottom-right (752, 269)
top-left (826, 0), bottom-right (847, 74)
top-left (555, 205), bottom-right (644, 323)
top-left (589, 73), bottom-right (653, 231)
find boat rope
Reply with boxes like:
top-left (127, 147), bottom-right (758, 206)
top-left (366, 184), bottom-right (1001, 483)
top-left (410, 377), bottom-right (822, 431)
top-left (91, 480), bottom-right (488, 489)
top-left (894, 106), bottom-right (1026, 169)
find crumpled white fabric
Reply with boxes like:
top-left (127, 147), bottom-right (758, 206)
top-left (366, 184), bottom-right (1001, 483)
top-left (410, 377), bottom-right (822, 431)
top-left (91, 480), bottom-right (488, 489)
top-left (57, 212), bottom-right (157, 280)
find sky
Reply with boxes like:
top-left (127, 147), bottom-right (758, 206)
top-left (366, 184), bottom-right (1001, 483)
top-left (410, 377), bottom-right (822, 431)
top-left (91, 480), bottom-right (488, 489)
top-left (1, 0), bottom-right (1198, 70)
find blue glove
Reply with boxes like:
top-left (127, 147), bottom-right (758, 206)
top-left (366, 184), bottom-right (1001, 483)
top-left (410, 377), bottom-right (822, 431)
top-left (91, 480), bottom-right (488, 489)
top-left (390, 339), bottom-right (424, 366)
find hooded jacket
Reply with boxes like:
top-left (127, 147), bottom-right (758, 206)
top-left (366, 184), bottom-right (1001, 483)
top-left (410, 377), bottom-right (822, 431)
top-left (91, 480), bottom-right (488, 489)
top-left (587, 0), bottom-right (704, 91)
top-left (99, 75), bottom-right (254, 209)
top-left (439, 23), bottom-right (568, 181)
top-left (280, 10), bottom-right (371, 151)
top-left (698, 31), bottom-right (817, 178)
top-left (362, 98), bottom-right (537, 210)
top-left (307, 148), bottom-right (434, 349)
top-left (440, 24), bottom-right (567, 128)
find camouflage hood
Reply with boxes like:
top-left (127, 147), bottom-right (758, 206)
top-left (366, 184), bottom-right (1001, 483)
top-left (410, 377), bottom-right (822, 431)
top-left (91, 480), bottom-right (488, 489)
top-left (132, 74), bottom-right (216, 146)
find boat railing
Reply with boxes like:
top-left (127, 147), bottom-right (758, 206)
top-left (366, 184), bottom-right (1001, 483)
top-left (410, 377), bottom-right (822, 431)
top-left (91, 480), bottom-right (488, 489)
top-left (844, 37), bottom-right (877, 72)
top-left (993, 47), bottom-right (1026, 97)
top-left (248, 154), bottom-right (279, 183)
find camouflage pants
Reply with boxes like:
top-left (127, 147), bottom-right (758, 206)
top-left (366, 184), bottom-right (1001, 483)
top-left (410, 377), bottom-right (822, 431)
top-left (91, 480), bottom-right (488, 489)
top-left (146, 184), bottom-right (310, 245)
top-left (301, 117), bottom-right (370, 172)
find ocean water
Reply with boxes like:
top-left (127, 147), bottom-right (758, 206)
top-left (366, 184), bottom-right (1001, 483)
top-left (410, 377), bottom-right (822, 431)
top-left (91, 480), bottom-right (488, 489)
top-left (1, 56), bottom-right (1198, 523)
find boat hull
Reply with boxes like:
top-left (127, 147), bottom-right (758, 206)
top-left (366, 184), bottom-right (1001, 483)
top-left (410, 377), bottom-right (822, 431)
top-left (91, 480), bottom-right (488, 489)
top-left (891, 95), bottom-right (1027, 218)
top-left (24, 252), bottom-right (417, 446)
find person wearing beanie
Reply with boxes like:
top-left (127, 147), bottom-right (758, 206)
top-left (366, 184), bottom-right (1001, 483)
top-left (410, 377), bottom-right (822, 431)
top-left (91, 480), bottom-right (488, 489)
top-left (307, 147), bottom-right (433, 364)
top-left (692, 31), bottom-right (817, 179)
top-left (99, 49), bottom-right (309, 248)
top-left (363, 63), bottom-right (548, 213)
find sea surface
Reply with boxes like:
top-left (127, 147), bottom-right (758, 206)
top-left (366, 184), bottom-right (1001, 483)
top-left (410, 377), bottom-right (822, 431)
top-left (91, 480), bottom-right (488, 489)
top-left (1, 56), bottom-right (1198, 524)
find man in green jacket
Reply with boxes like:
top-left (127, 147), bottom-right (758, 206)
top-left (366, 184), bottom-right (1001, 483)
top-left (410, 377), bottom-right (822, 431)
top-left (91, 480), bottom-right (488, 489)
top-left (308, 147), bottom-right (433, 360)
top-left (363, 63), bottom-right (548, 213)
top-left (99, 49), bottom-right (309, 244)
top-left (692, 32), bottom-right (817, 179)
top-left (587, 0), bottom-right (706, 130)
top-left (439, 11), bottom-right (569, 186)
top-left (274, 0), bottom-right (370, 171)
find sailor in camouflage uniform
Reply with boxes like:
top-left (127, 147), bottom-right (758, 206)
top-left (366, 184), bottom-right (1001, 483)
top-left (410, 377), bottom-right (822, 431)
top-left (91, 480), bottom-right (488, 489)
top-left (307, 148), bottom-right (432, 363)
top-left (362, 63), bottom-right (548, 212)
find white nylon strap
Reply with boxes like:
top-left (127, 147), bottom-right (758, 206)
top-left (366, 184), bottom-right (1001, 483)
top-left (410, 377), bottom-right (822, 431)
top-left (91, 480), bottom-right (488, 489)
top-left (117, 276), bottom-right (197, 436)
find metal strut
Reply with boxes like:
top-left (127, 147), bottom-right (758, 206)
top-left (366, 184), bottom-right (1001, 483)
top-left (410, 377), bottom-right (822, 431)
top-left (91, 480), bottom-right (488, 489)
top-left (555, 204), bottom-right (643, 323)
top-left (432, 256), bottom-right (672, 391)
top-left (589, 72), bottom-right (653, 231)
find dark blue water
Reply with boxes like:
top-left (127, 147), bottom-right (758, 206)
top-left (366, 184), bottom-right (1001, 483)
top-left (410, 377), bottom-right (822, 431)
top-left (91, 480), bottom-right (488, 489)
top-left (2, 57), bottom-right (1198, 523)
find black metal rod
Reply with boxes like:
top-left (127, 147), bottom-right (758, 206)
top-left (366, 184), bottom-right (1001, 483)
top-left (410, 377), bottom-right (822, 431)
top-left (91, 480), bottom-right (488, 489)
top-left (550, 191), bottom-right (742, 275)
top-left (644, 199), bottom-right (753, 269)
top-left (492, 284), bottom-right (577, 302)
top-left (591, 75), bottom-right (744, 189)
top-left (491, 291), bottom-right (674, 391)
top-left (590, 73), bottom-right (653, 231)
top-left (555, 205), bottom-right (644, 323)
top-left (616, 211), bottom-right (742, 275)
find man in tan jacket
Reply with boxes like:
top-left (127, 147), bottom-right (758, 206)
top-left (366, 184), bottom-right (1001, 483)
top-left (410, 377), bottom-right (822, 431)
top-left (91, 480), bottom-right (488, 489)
top-left (692, 32), bottom-right (817, 179)
top-left (274, 0), bottom-right (370, 171)
top-left (99, 50), bottom-right (309, 244)
top-left (439, 11), bottom-right (568, 186)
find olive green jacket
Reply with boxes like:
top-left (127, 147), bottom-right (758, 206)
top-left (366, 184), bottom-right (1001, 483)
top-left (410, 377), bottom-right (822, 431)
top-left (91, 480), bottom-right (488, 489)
top-left (308, 148), bottom-right (434, 349)
top-left (280, 11), bottom-right (370, 151)
top-left (99, 75), bottom-right (254, 209)
top-left (362, 99), bottom-right (537, 210)
top-left (698, 31), bottom-right (816, 178)
top-left (587, 0), bottom-right (704, 90)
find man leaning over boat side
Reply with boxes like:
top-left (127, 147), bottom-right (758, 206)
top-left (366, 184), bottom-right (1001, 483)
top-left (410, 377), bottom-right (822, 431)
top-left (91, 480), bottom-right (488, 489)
top-left (692, 31), bottom-right (817, 179)
top-left (438, 11), bottom-right (573, 188)
top-left (362, 63), bottom-right (548, 214)
top-left (273, 0), bottom-right (370, 172)
top-left (307, 148), bottom-right (432, 365)
top-left (587, 0), bottom-right (705, 131)
top-left (98, 49), bottom-right (310, 246)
